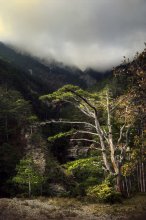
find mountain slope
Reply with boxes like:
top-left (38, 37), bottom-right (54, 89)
top-left (0, 42), bottom-right (112, 119)
top-left (0, 42), bottom-right (98, 90)
top-left (0, 58), bottom-right (51, 119)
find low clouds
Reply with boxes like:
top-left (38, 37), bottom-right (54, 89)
top-left (0, 0), bottom-right (146, 70)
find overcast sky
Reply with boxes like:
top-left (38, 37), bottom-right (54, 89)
top-left (0, 0), bottom-right (146, 70)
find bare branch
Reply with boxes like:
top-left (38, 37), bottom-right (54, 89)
top-left (118, 124), bottom-right (126, 144)
top-left (77, 106), bottom-right (93, 118)
top-left (64, 99), bottom-right (94, 119)
top-left (83, 104), bottom-right (95, 118)
top-left (39, 120), bottom-right (96, 129)
top-left (70, 138), bottom-right (98, 144)
top-left (125, 125), bottom-right (131, 146)
top-left (103, 128), bottom-right (108, 137)
top-left (74, 130), bottom-right (99, 136)
top-left (63, 100), bottom-right (76, 105)
top-left (72, 96), bottom-right (80, 103)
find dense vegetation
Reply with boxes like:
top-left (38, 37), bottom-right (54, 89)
top-left (0, 44), bottom-right (145, 206)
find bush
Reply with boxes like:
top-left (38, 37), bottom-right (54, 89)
top-left (64, 157), bottom-right (105, 197)
top-left (64, 157), bottom-right (103, 187)
top-left (86, 181), bottom-right (122, 203)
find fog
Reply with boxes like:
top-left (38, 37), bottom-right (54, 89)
top-left (0, 0), bottom-right (146, 70)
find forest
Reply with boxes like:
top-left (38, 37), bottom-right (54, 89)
top-left (0, 46), bottom-right (146, 219)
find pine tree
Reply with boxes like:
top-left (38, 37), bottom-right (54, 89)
top-left (13, 157), bottom-right (45, 197)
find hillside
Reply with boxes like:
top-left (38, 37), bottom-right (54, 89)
top-left (0, 42), bottom-right (112, 197)
top-left (0, 42), bottom-right (145, 220)
top-left (0, 42), bottom-right (108, 90)
top-left (0, 42), bottom-right (111, 119)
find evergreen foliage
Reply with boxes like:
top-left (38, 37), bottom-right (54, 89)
top-left (13, 157), bottom-right (45, 197)
top-left (64, 157), bottom-right (104, 191)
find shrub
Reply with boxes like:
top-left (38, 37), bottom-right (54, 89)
top-left (64, 157), bottom-right (103, 187)
top-left (86, 181), bottom-right (122, 203)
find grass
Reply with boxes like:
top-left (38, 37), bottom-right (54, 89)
top-left (0, 194), bottom-right (146, 220)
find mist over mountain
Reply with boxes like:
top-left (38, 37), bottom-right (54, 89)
top-left (0, 42), bottom-right (110, 90)
top-left (0, 42), bottom-right (111, 121)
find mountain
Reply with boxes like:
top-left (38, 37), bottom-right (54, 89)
top-left (0, 42), bottom-right (112, 119)
top-left (0, 42), bottom-right (101, 90)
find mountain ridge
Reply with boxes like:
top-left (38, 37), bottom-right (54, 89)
top-left (0, 42), bottom-right (111, 89)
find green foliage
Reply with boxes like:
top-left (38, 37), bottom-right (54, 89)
top-left (13, 157), bottom-right (45, 192)
top-left (44, 156), bottom-right (81, 197)
top-left (0, 87), bottom-right (33, 141)
top-left (0, 87), bottom-right (36, 195)
top-left (0, 143), bottom-right (22, 196)
top-left (64, 157), bottom-right (104, 190)
top-left (48, 130), bottom-right (74, 142)
top-left (45, 157), bottom-right (65, 182)
top-left (27, 115), bottom-right (38, 123)
top-left (87, 180), bottom-right (122, 203)
top-left (0, 87), bottom-right (32, 122)
top-left (40, 84), bottom-right (99, 104)
top-left (45, 156), bottom-right (71, 185)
